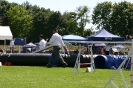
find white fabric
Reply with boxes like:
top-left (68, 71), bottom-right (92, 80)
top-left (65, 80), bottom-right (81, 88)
top-left (0, 26), bottom-right (13, 40)
top-left (105, 46), bottom-right (110, 51)
top-left (10, 40), bottom-right (14, 47)
top-left (39, 39), bottom-right (46, 50)
top-left (112, 48), bottom-right (118, 52)
top-left (25, 42), bottom-right (36, 47)
top-left (48, 33), bottom-right (65, 46)
top-left (112, 45), bottom-right (126, 48)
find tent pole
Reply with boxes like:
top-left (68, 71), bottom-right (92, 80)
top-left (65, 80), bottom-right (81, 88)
top-left (4, 40), bottom-right (6, 50)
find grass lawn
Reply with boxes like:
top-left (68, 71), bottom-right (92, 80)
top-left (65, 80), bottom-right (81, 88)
top-left (0, 66), bottom-right (131, 88)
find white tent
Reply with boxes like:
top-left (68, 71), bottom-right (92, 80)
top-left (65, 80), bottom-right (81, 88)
top-left (0, 26), bottom-right (13, 49)
top-left (0, 26), bottom-right (13, 40)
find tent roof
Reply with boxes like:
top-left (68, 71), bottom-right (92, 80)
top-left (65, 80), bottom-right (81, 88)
top-left (0, 26), bottom-right (13, 40)
top-left (92, 29), bottom-right (120, 37)
top-left (62, 34), bottom-right (87, 41)
top-left (87, 29), bottom-right (125, 41)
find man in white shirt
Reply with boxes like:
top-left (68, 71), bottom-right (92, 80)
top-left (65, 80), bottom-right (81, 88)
top-left (36, 34), bottom-right (47, 52)
top-left (46, 28), bottom-right (69, 68)
top-left (10, 39), bottom-right (14, 53)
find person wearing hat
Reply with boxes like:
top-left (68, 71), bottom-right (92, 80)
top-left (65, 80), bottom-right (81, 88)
top-left (46, 28), bottom-right (69, 67)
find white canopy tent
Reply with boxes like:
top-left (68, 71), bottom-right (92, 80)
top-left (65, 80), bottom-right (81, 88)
top-left (0, 26), bottom-right (13, 49)
top-left (0, 26), bottom-right (13, 40)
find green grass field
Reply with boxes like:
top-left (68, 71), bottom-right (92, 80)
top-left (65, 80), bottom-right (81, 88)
top-left (0, 66), bottom-right (131, 88)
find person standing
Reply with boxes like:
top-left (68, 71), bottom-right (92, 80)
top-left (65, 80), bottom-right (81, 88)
top-left (36, 34), bottom-right (47, 53)
top-left (10, 39), bottom-right (14, 53)
top-left (92, 44), bottom-right (96, 54)
top-left (46, 28), bottom-right (69, 67)
top-left (101, 47), bottom-right (106, 55)
top-left (105, 43), bottom-right (110, 55)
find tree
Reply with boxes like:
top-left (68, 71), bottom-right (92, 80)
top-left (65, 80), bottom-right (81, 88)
top-left (76, 6), bottom-right (90, 36)
top-left (0, 0), bottom-right (9, 16)
top-left (84, 27), bottom-right (95, 37)
top-left (22, 1), bottom-right (35, 16)
top-left (30, 7), bottom-right (54, 42)
top-left (92, 1), bottom-right (113, 30)
top-left (0, 0), bottom-right (9, 25)
top-left (0, 17), bottom-right (2, 25)
top-left (110, 1), bottom-right (133, 36)
top-left (1, 16), bottom-right (8, 26)
top-left (7, 5), bottom-right (33, 39)
top-left (92, 1), bottom-right (133, 36)
top-left (0, 0), bottom-right (19, 26)
top-left (48, 11), bottom-right (63, 35)
top-left (62, 12), bottom-right (78, 35)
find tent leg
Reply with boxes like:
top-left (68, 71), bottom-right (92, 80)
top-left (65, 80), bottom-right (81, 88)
top-left (4, 40), bottom-right (6, 50)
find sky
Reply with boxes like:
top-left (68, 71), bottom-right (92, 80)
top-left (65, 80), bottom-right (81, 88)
top-left (7, 0), bottom-right (133, 29)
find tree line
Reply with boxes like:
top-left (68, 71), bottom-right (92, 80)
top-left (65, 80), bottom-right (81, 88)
top-left (0, 0), bottom-right (133, 43)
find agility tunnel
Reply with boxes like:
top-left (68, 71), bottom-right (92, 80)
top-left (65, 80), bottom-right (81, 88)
top-left (0, 53), bottom-right (130, 69)
top-left (94, 55), bottom-right (131, 69)
top-left (0, 53), bottom-right (91, 67)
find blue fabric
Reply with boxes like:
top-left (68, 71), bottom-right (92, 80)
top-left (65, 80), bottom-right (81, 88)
top-left (94, 55), bottom-right (131, 69)
top-left (48, 54), bottom-right (58, 66)
top-left (124, 57), bottom-right (131, 69)
top-left (93, 29), bottom-right (120, 37)
top-left (62, 35), bottom-right (87, 41)
top-left (14, 38), bottom-right (26, 45)
top-left (114, 57), bottom-right (119, 68)
top-left (90, 37), bottom-right (124, 41)
top-left (106, 55), bottom-right (116, 69)
top-left (86, 29), bottom-right (125, 41)
top-left (112, 56), bottom-right (124, 68)
top-left (22, 47), bottom-right (32, 53)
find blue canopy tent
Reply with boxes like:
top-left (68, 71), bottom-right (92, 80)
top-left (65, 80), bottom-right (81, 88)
top-left (87, 29), bottom-right (125, 41)
top-left (62, 34), bottom-right (87, 41)
top-left (14, 38), bottom-right (26, 45)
